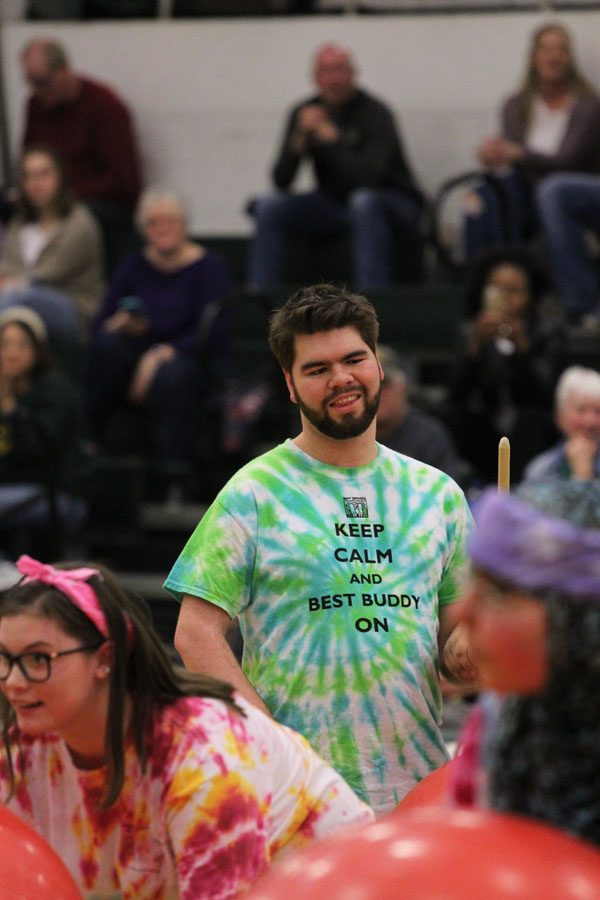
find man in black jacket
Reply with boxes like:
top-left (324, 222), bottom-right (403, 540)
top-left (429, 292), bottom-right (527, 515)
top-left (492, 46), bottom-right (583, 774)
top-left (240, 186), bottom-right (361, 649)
top-left (248, 44), bottom-right (423, 290)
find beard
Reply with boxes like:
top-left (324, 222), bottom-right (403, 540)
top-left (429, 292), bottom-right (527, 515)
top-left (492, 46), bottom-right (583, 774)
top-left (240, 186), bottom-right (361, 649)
top-left (293, 380), bottom-right (381, 440)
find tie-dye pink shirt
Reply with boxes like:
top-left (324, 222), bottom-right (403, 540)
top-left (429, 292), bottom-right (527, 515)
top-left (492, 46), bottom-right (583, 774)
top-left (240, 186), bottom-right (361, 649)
top-left (0, 694), bottom-right (373, 899)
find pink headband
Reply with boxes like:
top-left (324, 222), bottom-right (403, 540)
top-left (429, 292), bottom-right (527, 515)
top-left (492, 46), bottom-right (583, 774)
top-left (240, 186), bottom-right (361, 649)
top-left (16, 555), bottom-right (109, 638)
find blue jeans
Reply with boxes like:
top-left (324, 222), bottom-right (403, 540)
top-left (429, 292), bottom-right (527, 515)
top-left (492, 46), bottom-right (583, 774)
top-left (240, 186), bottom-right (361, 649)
top-left (0, 285), bottom-right (80, 344)
top-left (462, 169), bottom-right (531, 261)
top-left (0, 483), bottom-right (86, 530)
top-left (248, 188), bottom-right (422, 290)
top-left (86, 331), bottom-right (205, 463)
top-left (536, 173), bottom-right (600, 317)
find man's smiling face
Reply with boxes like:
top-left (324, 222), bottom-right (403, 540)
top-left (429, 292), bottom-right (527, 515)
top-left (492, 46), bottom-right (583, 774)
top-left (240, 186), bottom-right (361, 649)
top-left (285, 327), bottom-right (382, 441)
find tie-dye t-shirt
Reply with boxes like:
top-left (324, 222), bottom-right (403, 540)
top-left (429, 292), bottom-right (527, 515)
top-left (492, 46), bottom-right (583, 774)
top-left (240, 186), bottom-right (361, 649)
top-left (0, 694), bottom-right (372, 899)
top-left (165, 440), bottom-right (472, 814)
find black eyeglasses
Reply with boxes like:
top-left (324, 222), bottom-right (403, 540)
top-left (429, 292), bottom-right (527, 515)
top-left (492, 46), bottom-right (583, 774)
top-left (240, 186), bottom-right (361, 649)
top-left (0, 643), bottom-right (103, 683)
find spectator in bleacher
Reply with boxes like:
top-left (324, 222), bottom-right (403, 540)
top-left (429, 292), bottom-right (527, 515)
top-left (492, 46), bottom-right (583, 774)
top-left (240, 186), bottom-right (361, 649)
top-left (86, 186), bottom-right (232, 467)
top-left (21, 38), bottom-right (142, 273)
top-left (248, 43), bottom-right (423, 290)
top-left (375, 345), bottom-right (466, 486)
top-left (522, 365), bottom-right (600, 482)
top-left (0, 306), bottom-right (85, 556)
top-left (536, 172), bottom-right (600, 329)
top-left (0, 145), bottom-right (104, 344)
top-left (447, 249), bottom-right (564, 484)
top-left (464, 23), bottom-right (600, 260)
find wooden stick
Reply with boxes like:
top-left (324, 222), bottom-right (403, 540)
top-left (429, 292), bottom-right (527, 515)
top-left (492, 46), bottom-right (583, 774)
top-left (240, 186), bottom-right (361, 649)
top-left (498, 436), bottom-right (510, 493)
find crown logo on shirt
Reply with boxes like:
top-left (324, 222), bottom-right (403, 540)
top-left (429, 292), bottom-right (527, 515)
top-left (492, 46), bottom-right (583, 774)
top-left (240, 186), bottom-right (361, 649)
top-left (343, 497), bottom-right (368, 518)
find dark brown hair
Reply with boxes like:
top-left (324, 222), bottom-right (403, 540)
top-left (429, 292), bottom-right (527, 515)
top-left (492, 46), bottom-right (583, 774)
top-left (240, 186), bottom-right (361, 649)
top-left (268, 283), bottom-right (379, 372)
top-left (465, 247), bottom-right (547, 323)
top-left (0, 319), bottom-right (52, 380)
top-left (15, 144), bottom-right (74, 223)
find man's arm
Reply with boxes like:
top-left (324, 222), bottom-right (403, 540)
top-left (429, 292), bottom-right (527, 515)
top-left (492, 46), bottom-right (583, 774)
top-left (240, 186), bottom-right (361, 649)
top-left (438, 606), bottom-right (479, 690)
top-left (174, 595), bottom-right (270, 715)
top-left (272, 105), bottom-right (306, 190)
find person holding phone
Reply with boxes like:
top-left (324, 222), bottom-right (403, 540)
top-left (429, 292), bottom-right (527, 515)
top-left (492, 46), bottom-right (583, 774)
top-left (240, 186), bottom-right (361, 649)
top-left (85, 186), bottom-right (232, 468)
top-left (447, 249), bottom-right (565, 484)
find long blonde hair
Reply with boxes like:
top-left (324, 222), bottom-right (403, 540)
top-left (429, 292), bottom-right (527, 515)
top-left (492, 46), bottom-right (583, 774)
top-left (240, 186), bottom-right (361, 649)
top-left (517, 23), bottom-right (593, 123)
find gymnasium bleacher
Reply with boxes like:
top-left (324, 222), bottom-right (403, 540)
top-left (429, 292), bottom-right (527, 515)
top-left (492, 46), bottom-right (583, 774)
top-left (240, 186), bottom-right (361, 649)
top-left (4, 5), bottom-right (600, 644)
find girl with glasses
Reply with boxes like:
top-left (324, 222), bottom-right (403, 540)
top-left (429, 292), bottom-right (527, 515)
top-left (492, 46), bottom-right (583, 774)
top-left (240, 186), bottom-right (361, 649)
top-left (0, 556), bottom-right (373, 898)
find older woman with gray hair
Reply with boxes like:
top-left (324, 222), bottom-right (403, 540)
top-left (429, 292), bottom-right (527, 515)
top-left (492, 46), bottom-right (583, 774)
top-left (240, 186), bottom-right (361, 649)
top-left (86, 186), bottom-right (232, 470)
top-left (523, 365), bottom-right (600, 482)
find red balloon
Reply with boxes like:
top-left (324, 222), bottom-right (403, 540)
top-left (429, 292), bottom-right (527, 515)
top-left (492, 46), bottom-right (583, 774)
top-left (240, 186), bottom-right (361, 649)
top-left (0, 805), bottom-right (81, 899)
top-left (248, 808), bottom-right (600, 900)
top-left (394, 758), bottom-right (455, 812)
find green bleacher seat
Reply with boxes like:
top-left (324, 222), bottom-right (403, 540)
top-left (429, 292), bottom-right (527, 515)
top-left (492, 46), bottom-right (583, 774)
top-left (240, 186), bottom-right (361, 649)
top-left (196, 232), bottom-right (425, 289)
top-left (369, 282), bottom-right (466, 385)
top-left (196, 236), bottom-right (248, 286)
top-left (370, 283), bottom-right (466, 352)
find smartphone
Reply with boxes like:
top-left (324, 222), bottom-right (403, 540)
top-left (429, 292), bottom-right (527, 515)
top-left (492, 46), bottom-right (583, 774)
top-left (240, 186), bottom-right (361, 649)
top-left (483, 285), bottom-right (505, 314)
top-left (118, 296), bottom-right (147, 318)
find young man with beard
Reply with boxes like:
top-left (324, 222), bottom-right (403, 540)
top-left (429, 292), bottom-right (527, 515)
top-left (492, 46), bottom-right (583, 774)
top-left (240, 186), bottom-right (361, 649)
top-left (165, 284), bottom-right (475, 815)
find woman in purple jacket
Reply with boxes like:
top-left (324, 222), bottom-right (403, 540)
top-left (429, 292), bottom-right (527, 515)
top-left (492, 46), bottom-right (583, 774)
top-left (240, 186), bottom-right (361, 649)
top-left (86, 186), bottom-right (232, 467)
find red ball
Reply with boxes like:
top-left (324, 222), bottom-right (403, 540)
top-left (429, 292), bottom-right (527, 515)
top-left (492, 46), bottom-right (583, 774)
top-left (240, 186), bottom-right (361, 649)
top-left (0, 805), bottom-right (81, 899)
top-left (248, 808), bottom-right (600, 900)
top-left (394, 759), bottom-right (455, 812)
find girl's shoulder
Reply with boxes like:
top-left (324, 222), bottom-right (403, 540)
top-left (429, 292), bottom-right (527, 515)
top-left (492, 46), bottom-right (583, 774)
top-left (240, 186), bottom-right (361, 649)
top-left (146, 695), bottom-right (255, 774)
top-left (151, 695), bottom-right (243, 742)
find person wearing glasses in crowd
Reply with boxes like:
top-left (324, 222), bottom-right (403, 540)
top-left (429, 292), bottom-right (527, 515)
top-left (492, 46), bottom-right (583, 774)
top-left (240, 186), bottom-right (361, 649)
top-left (0, 556), bottom-right (373, 899)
